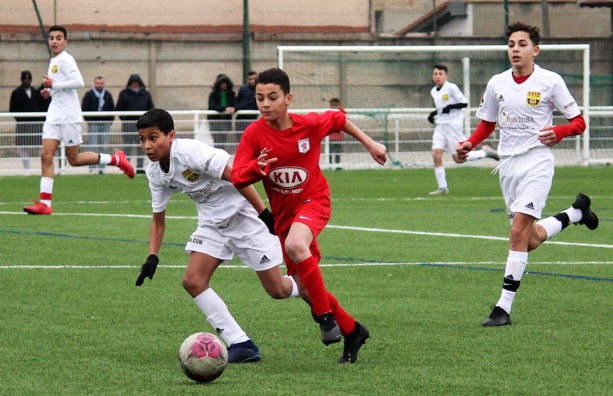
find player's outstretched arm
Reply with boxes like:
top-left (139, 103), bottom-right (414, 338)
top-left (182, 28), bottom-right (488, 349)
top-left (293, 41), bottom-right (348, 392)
top-left (136, 211), bottom-right (166, 286)
top-left (342, 119), bottom-right (387, 165)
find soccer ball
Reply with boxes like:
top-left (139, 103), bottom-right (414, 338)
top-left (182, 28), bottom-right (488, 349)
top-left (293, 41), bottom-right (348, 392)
top-left (178, 332), bottom-right (228, 383)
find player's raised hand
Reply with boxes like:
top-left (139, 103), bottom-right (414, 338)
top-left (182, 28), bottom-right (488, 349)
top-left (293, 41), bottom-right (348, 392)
top-left (369, 142), bottom-right (387, 165)
top-left (135, 254), bottom-right (159, 286)
top-left (256, 148), bottom-right (277, 175)
top-left (455, 141), bottom-right (473, 161)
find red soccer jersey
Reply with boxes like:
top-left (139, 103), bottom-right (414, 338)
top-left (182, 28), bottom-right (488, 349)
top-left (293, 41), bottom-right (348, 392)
top-left (231, 110), bottom-right (346, 233)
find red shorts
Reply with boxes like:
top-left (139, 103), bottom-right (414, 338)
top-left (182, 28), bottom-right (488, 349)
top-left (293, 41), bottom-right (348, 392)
top-left (277, 196), bottom-right (330, 275)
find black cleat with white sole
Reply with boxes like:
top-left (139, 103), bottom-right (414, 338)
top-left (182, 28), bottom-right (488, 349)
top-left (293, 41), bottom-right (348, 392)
top-left (572, 193), bottom-right (599, 230)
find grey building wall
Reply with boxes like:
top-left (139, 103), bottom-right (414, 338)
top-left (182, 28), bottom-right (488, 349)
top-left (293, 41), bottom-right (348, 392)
top-left (1, 33), bottom-right (611, 113)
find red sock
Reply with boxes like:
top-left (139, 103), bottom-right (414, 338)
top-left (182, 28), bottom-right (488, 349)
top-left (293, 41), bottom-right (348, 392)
top-left (295, 256), bottom-right (331, 315)
top-left (326, 291), bottom-right (356, 335)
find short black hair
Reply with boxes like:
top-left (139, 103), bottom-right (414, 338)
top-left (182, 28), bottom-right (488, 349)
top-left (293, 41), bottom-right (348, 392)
top-left (433, 64), bottom-right (448, 73)
top-left (506, 22), bottom-right (541, 46)
top-left (248, 71), bottom-right (257, 76)
top-left (257, 68), bottom-right (290, 95)
top-left (136, 108), bottom-right (174, 135)
top-left (329, 97), bottom-right (341, 104)
top-left (48, 25), bottom-right (68, 39)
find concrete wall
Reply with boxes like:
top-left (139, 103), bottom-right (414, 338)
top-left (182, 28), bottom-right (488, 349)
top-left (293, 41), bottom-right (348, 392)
top-left (1, 33), bottom-right (611, 113)
top-left (1, 0), bottom-right (370, 28)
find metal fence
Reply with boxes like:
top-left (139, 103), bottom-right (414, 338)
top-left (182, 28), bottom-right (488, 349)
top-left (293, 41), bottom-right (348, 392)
top-left (1, 108), bottom-right (612, 176)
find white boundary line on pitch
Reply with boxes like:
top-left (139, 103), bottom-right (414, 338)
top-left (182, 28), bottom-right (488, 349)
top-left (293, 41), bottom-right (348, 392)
top-left (1, 210), bottom-right (612, 249)
top-left (1, 261), bottom-right (612, 269)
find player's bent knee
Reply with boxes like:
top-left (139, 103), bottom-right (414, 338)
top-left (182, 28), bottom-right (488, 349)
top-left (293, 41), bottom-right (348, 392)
top-left (182, 275), bottom-right (208, 297)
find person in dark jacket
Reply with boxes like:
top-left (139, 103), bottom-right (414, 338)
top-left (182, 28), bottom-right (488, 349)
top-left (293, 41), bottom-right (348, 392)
top-left (82, 76), bottom-right (115, 174)
top-left (116, 74), bottom-right (154, 173)
top-left (235, 71), bottom-right (258, 135)
top-left (9, 70), bottom-right (47, 174)
top-left (208, 74), bottom-right (236, 152)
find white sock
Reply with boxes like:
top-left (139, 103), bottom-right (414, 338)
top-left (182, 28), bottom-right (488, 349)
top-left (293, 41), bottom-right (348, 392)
top-left (98, 153), bottom-right (112, 165)
top-left (467, 150), bottom-right (486, 161)
top-left (40, 176), bottom-right (54, 207)
top-left (564, 207), bottom-right (583, 224)
top-left (496, 251), bottom-right (528, 314)
top-left (284, 275), bottom-right (299, 298)
top-left (434, 166), bottom-right (447, 189)
top-left (536, 216), bottom-right (563, 239)
top-left (193, 288), bottom-right (249, 346)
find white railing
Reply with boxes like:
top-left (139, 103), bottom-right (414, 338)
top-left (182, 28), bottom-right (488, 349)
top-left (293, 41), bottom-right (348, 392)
top-left (1, 108), bottom-right (612, 176)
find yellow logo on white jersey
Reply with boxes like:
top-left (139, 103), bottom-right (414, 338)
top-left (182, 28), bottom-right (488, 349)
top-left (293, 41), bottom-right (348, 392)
top-left (526, 91), bottom-right (541, 107)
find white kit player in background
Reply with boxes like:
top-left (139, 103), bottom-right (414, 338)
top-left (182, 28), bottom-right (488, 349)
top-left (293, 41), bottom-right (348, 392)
top-left (23, 25), bottom-right (133, 215)
top-left (456, 22), bottom-right (598, 327)
top-left (134, 108), bottom-right (300, 363)
top-left (427, 64), bottom-right (499, 195)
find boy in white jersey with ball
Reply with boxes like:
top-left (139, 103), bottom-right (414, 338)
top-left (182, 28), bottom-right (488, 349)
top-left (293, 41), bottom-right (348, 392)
top-left (24, 25), bottom-right (133, 215)
top-left (456, 22), bottom-right (598, 326)
top-left (134, 108), bottom-right (300, 363)
top-left (427, 64), bottom-right (499, 195)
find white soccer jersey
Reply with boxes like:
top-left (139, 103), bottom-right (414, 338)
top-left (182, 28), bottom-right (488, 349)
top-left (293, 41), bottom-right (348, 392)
top-left (147, 139), bottom-right (247, 226)
top-left (476, 64), bottom-right (581, 156)
top-left (431, 81), bottom-right (467, 126)
top-left (45, 51), bottom-right (84, 124)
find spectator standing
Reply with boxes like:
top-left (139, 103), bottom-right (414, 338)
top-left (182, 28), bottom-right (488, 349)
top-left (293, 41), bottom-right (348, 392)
top-left (9, 70), bottom-right (46, 175)
top-left (208, 74), bottom-right (236, 152)
top-left (82, 76), bottom-right (115, 174)
top-left (116, 74), bottom-right (154, 173)
top-left (235, 71), bottom-right (258, 135)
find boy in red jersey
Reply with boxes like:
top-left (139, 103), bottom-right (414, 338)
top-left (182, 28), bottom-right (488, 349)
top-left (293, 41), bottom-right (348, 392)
top-left (231, 68), bottom-right (387, 363)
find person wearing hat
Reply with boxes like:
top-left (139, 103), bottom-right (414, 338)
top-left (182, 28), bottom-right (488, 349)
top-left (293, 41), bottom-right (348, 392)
top-left (207, 74), bottom-right (236, 152)
top-left (9, 70), bottom-right (47, 175)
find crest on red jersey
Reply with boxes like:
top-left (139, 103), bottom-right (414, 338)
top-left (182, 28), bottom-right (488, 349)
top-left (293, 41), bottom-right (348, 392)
top-left (298, 138), bottom-right (310, 153)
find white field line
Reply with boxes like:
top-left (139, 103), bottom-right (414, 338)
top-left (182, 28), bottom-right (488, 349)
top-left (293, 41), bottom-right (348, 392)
top-left (1, 261), bottom-right (612, 269)
top-left (1, 210), bottom-right (612, 249)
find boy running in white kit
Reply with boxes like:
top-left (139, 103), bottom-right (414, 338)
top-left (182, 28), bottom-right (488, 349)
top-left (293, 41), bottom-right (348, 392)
top-left (427, 64), bottom-right (499, 195)
top-left (456, 22), bottom-right (598, 326)
top-left (24, 25), bottom-right (133, 215)
top-left (134, 108), bottom-right (299, 363)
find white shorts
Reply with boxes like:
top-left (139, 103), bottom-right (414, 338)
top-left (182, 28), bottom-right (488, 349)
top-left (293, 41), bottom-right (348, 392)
top-left (432, 123), bottom-right (466, 153)
top-left (43, 122), bottom-right (83, 147)
top-left (185, 205), bottom-right (282, 271)
top-left (498, 147), bottom-right (554, 223)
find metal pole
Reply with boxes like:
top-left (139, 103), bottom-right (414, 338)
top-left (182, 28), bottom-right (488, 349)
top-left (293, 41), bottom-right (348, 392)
top-left (32, 0), bottom-right (51, 57)
top-left (242, 0), bottom-right (251, 81)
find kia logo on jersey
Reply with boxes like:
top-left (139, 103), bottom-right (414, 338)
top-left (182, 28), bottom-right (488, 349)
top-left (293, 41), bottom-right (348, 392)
top-left (268, 167), bottom-right (308, 188)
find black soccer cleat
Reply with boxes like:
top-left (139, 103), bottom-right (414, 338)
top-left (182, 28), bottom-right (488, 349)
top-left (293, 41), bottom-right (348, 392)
top-left (482, 306), bottom-right (512, 327)
top-left (572, 193), bottom-right (599, 230)
top-left (227, 339), bottom-right (261, 363)
top-left (313, 312), bottom-right (342, 346)
top-left (338, 322), bottom-right (370, 364)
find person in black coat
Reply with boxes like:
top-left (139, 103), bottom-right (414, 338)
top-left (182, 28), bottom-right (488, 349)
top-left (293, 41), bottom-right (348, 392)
top-left (82, 76), bottom-right (115, 174)
top-left (116, 74), bottom-right (154, 173)
top-left (235, 71), bottom-right (259, 137)
top-left (208, 74), bottom-right (236, 152)
top-left (9, 70), bottom-right (48, 174)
